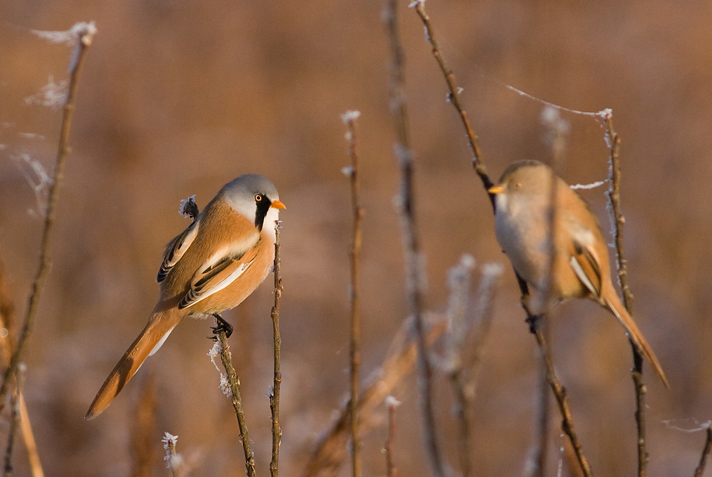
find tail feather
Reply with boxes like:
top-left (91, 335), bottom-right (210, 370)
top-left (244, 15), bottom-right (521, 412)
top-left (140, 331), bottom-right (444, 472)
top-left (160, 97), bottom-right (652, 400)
top-left (85, 309), bottom-right (183, 420)
top-left (604, 296), bottom-right (669, 388)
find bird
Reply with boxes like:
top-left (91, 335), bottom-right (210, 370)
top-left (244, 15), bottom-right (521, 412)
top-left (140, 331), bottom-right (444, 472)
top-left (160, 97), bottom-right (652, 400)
top-left (488, 160), bottom-right (668, 387)
top-left (86, 174), bottom-right (285, 419)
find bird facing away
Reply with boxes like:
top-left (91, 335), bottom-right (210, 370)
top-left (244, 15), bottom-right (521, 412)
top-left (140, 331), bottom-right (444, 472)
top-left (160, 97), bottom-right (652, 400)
top-left (86, 174), bottom-right (285, 419)
top-left (488, 160), bottom-right (668, 388)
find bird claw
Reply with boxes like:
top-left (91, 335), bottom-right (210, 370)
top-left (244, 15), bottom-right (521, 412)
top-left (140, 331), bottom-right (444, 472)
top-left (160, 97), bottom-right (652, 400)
top-left (210, 314), bottom-right (233, 338)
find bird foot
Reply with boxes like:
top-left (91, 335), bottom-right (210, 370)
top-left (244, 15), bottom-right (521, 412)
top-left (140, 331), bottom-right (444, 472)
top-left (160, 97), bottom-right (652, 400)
top-left (210, 313), bottom-right (233, 338)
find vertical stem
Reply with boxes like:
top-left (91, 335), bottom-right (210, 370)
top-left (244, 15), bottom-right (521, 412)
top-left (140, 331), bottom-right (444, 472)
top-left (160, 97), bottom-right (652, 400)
top-left (383, 2), bottom-right (444, 475)
top-left (342, 111), bottom-right (363, 477)
top-left (603, 112), bottom-right (647, 477)
top-left (3, 366), bottom-right (24, 477)
top-left (385, 397), bottom-right (400, 477)
top-left (218, 332), bottom-right (256, 476)
top-left (269, 222), bottom-right (283, 477)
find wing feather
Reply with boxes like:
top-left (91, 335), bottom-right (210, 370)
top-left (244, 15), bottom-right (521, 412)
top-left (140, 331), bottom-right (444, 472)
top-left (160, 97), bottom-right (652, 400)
top-left (178, 242), bottom-right (261, 309)
top-left (157, 219), bottom-right (200, 283)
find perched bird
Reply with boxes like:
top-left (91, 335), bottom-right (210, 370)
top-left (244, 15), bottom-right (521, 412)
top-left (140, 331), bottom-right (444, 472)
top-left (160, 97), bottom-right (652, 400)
top-left (488, 160), bottom-right (668, 387)
top-left (86, 174), bottom-right (285, 419)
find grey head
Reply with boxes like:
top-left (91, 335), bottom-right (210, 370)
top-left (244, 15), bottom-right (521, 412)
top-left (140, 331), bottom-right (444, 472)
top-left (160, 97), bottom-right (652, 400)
top-left (220, 174), bottom-right (283, 230)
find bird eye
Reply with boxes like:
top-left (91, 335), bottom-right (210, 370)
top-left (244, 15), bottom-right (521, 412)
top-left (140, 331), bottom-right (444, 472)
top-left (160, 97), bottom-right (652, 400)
top-left (254, 194), bottom-right (263, 202)
top-left (514, 182), bottom-right (521, 189)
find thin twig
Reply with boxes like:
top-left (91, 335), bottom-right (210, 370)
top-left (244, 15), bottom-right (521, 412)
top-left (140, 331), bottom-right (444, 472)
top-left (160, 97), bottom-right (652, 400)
top-left (526, 315), bottom-right (592, 477)
top-left (342, 110), bottom-right (364, 477)
top-left (410, 0), bottom-right (494, 203)
top-left (385, 396), bottom-right (400, 477)
top-left (603, 112), bottom-right (648, 476)
top-left (0, 23), bottom-right (96, 410)
top-left (694, 423), bottom-right (712, 477)
top-left (3, 365), bottom-right (25, 477)
top-left (269, 221), bottom-right (283, 477)
top-left (162, 432), bottom-right (184, 477)
top-left (217, 332), bottom-right (257, 476)
top-left (384, 2), bottom-right (444, 476)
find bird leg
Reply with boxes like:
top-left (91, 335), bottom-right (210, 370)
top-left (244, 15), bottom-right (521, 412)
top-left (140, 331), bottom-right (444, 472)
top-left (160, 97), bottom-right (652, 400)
top-left (211, 313), bottom-right (233, 338)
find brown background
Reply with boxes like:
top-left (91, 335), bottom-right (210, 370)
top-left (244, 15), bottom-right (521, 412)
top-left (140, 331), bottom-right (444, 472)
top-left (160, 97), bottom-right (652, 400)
top-left (0, 1), bottom-right (710, 475)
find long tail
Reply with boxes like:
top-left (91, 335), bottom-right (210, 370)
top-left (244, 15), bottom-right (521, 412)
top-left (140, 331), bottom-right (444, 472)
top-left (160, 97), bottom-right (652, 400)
top-left (85, 308), bottom-right (183, 419)
top-left (604, 294), bottom-right (669, 388)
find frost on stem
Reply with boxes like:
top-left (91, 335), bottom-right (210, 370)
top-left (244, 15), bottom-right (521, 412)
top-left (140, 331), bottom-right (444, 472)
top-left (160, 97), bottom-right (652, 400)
top-left (178, 195), bottom-right (198, 219)
top-left (385, 395), bottom-right (401, 408)
top-left (340, 110), bottom-right (361, 124)
top-left (162, 432), bottom-right (184, 470)
top-left (570, 181), bottom-right (606, 190)
top-left (31, 22), bottom-right (97, 46)
top-left (31, 21), bottom-right (98, 75)
top-left (207, 342), bottom-right (231, 397)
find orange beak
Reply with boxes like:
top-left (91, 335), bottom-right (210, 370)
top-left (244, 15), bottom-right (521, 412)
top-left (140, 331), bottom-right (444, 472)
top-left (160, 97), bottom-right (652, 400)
top-left (488, 185), bottom-right (505, 194)
top-left (270, 200), bottom-right (286, 210)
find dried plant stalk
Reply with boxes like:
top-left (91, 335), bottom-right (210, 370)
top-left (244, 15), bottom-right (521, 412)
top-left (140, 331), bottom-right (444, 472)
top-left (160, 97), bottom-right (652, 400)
top-left (603, 112), bottom-right (648, 476)
top-left (342, 110), bottom-right (364, 477)
top-left (217, 332), bottom-right (256, 476)
top-left (269, 222), bottom-right (284, 477)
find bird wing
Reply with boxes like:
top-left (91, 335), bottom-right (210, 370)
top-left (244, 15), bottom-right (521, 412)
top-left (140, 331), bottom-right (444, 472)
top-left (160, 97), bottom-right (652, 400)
top-left (157, 218), bottom-right (201, 283)
top-left (178, 239), bottom-right (262, 309)
top-left (566, 215), bottom-right (604, 300)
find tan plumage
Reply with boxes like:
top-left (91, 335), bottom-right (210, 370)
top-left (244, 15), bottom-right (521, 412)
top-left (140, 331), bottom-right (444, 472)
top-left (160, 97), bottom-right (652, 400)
top-left (86, 174), bottom-right (285, 419)
top-left (489, 160), bottom-right (668, 388)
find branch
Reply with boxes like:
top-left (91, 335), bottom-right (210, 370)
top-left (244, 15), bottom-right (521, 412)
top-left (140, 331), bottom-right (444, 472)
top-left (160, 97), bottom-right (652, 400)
top-left (603, 112), bottom-right (648, 476)
top-left (216, 333), bottom-right (256, 476)
top-left (527, 314), bottom-right (592, 477)
top-left (3, 364), bottom-right (25, 477)
top-left (383, 1), bottom-right (444, 475)
top-left (384, 396), bottom-right (400, 477)
top-left (341, 110), bottom-right (364, 477)
top-left (269, 221), bottom-right (283, 477)
top-left (410, 0), bottom-right (494, 202)
top-left (0, 23), bottom-right (96, 410)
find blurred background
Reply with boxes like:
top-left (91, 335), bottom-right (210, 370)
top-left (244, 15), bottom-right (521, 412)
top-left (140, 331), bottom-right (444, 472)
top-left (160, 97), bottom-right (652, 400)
top-left (0, 0), bottom-right (710, 475)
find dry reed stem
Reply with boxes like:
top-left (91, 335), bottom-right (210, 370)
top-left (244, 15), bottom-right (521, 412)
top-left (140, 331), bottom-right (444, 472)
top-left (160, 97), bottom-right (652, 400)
top-left (410, 0), bottom-right (495, 201)
top-left (269, 221), bottom-right (283, 477)
top-left (3, 366), bottom-right (24, 477)
top-left (384, 1), bottom-right (445, 475)
top-left (217, 332), bottom-right (256, 476)
top-left (301, 317), bottom-right (447, 477)
top-left (342, 110), bottom-right (364, 477)
top-left (384, 396), bottom-right (400, 477)
top-left (0, 23), bottom-right (96, 409)
top-left (603, 112), bottom-right (648, 476)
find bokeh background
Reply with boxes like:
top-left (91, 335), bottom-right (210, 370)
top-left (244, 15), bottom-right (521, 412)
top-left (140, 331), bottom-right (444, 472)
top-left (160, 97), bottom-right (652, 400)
top-left (1, 1), bottom-right (711, 475)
